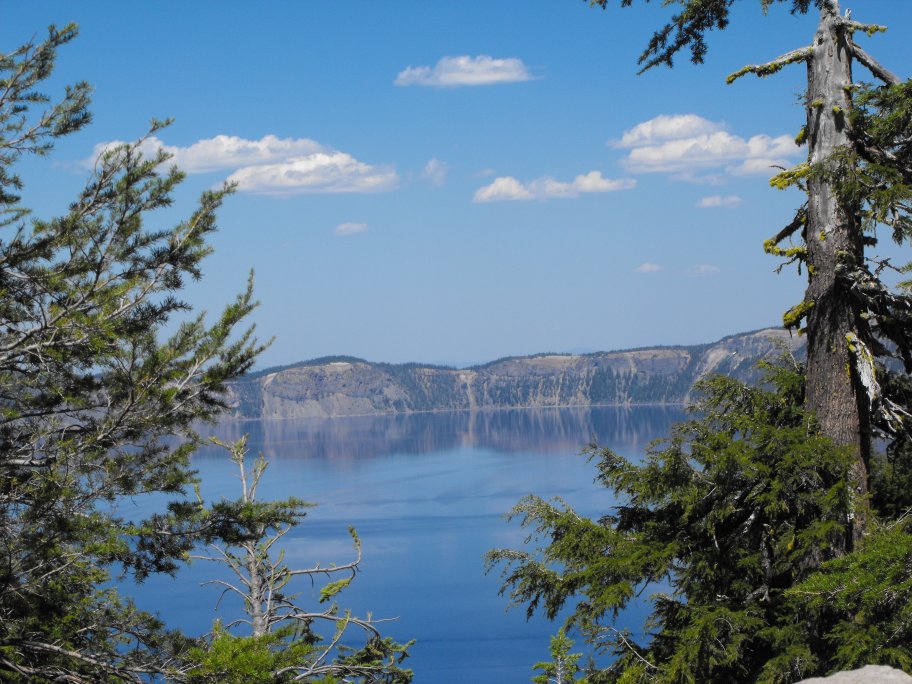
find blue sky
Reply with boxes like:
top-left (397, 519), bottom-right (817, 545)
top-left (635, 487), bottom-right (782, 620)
top-left (5, 1), bottom-right (912, 368)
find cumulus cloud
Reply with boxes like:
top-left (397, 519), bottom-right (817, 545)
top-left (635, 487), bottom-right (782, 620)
top-left (697, 194), bottom-right (743, 208)
top-left (422, 158), bottom-right (448, 186)
top-left (473, 171), bottom-right (635, 203)
top-left (635, 262), bottom-right (663, 273)
top-left (395, 55), bottom-right (534, 87)
top-left (473, 176), bottom-right (533, 202)
top-left (615, 114), bottom-right (800, 176)
top-left (227, 152), bottom-right (397, 196)
top-left (87, 134), bottom-right (324, 173)
top-left (689, 264), bottom-right (721, 275)
top-left (615, 114), bottom-right (723, 148)
top-left (86, 134), bottom-right (398, 196)
top-left (333, 222), bottom-right (368, 236)
top-left (728, 158), bottom-right (789, 176)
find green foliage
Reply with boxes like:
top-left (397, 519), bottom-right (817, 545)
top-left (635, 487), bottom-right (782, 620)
top-left (187, 623), bottom-right (318, 683)
top-left (333, 637), bottom-right (414, 684)
top-left (190, 437), bottom-right (413, 683)
top-left (790, 523), bottom-right (912, 672)
top-left (781, 298), bottom-right (814, 330)
top-left (187, 621), bottom-right (412, 684)
top-left (489, 363), bottom-right (859, 683)
top-left (533, 628), bottom-right (586, 684)
top-left (320, 577), bottom-right (354, 604)
top-left (188, 622), bottom-right (412, 684)
top-left (768, 163), bottom-right (811, 191)
top-left (587, 1), bottom-right (820, 72)
top-left (0, 23), bottom-right (91, 226)
top-left (810, 80), bottom-right (912, 398)
top-left (850, 81), bottom-right (912, 257)
top-left (0, 25), bottom-right (270, 681)
top-left (568, 3), bottom-right (912, 681)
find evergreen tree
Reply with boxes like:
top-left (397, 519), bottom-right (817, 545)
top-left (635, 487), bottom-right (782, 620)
top-left (0, 24), bottom-right (268, 681)
top-left (489, 5), bottom-right (912, 679)
top-left (487, 362), bottom-right (897, 682)
top-left (592, 0), bottom-right (912, 541)
top-left (0, 24), bottom-right (414, 682)
top-left (533, 628), bottom-right (585, 684)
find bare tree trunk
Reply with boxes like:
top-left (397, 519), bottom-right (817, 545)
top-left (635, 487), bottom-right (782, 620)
top-left (804, 0), bottom-right (870, 543)
top-left (246, 539), bottom-right (268, 637)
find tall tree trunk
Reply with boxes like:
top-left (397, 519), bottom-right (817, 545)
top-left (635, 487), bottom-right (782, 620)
top-left (804, 0), bottom-right (870, 543)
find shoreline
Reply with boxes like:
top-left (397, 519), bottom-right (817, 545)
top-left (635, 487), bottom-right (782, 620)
top-left (220, 400), bottom-right (690, 424)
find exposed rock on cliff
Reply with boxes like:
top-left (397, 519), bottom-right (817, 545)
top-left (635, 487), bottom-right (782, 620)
top-left (227, 328), bottom-right (803, 419)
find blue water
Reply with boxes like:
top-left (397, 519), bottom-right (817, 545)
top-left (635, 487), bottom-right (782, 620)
top-left (118, 406), bottom-right (684, 682)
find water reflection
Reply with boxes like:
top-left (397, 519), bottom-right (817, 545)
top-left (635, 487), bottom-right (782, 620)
top-left (137, 406), bottom-right (687, 683)
top-left (200, 405), bottom-right (686, 462)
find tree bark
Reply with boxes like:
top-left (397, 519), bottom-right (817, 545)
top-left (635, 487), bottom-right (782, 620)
top-left (803, 0), bottom-right (870, 544)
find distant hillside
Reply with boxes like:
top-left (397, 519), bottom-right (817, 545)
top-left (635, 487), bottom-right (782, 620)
top-left (225, 328), bottom-right (804, 420)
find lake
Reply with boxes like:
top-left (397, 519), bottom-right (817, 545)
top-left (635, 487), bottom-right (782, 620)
top-left (123, 405), bottom-right (686, 682)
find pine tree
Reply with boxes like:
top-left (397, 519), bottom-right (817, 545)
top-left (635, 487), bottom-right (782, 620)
top-left (0, 25), bottom-right (268, 680)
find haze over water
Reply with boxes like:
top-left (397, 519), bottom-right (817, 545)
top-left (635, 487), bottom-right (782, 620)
top-left (125, 406), bottom-right (685, 682)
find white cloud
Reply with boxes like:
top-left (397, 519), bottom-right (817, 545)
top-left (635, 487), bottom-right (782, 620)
top-left (87, 134), bottom-right (324, 173)
top-left (227, 152), bottom-right (397, 195)
top-left (689, 264), bottom-right (721, 275)
top-left (635, 262), bottom-right (663, 273)
top-left (624, 131), bottom-right (795, 174)
top-left (473, 171), bottom-right (635, 203)
top-left (615, 114), bottom-right (800, 176)
top-left (422, 158), bottom-right (448, 186)
top-left (614, 114), bottom-right (723, 148)
top-left (333, 222), bottom-right (368, 236)
top-left (727, 158), bottom-right (789, 176)
top-left (473, 176), bottom-right (533, 202)
top-left (86, 134), bottom-right (397, 196)
top-left (395, 55), bottom-right (534, 87)
top-left (697, 194), bottom-right (742, 208)
top-left (571, 171), bottom-right (635, 193)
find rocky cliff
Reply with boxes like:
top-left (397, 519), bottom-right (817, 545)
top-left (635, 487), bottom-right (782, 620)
top-left (226, 328), bottom-right (803, 419)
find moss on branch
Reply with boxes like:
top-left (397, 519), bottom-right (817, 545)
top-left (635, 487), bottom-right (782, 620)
top-left (770, 163), bottom-right (811, 190)
top-left (726, 47), bottom-right (812, 85)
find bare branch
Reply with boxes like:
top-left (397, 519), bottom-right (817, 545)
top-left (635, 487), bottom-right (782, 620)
top-left (768, 204), bottom-right (808, 247)
top-left (195, 436), bottom-right (411, 678)
top-left (598, 626), bottom-right (657, 671)
top-left (849, 41), bottom-right (901, 85)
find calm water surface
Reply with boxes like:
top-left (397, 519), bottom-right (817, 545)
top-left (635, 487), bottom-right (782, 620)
top-left (124, 406), bottom-right (685, 682)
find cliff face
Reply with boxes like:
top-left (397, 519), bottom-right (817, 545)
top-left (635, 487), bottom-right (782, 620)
top-left (226, 328), bottom-right (803, 419)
